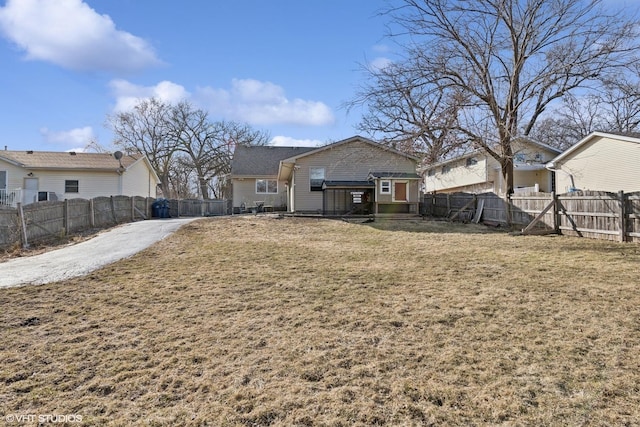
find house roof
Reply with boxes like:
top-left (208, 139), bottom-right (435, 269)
top-left (547, 131), bottom-right (640, 166)
top-left (230, 145), bottom-right (316, 177)
top-left (322, 180), bottom-right (375, 189)
top-left (369, 172), bottom-right (421, 179)
top-left (280, 135), bottom-right (421, 163)
top-left (423, 137), bottom-right (562, 170)
top-left (0, 150), bottom-right (143, 171)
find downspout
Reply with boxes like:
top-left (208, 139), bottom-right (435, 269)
top-left (546, 162), bottom-right (577, 192)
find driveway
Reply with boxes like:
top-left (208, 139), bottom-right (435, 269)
top-left (0, 218), bottom-right (200, 289)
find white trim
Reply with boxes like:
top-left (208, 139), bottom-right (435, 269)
top-left (380, 180), bottom-right (391, 194)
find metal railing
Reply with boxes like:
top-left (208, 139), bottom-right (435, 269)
top-left (0, 189), bottom-right (21, 208)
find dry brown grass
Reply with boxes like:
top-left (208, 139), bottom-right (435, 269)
top-left (1, 216), bottom-right (639, 426)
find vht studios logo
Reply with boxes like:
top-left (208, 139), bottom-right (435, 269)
top-left (5, 413), bottom-right (83, 423)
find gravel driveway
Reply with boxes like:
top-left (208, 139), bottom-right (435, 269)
top-left (0, 218), bottom-right (200, 289)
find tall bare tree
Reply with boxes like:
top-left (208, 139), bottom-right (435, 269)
top-left (108, 98), bottom-right (269, 200)
top-left (351, 58), bottom-right (467, 163)
top-left (108, 98), bottom-right (175, 196)
top-left (363, 0), bottom-right (638, 204)
top-left (531, 68), bottom-right (640, 149)
top-left (168, 101), bottom-right (270, 199)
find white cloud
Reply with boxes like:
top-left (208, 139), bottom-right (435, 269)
top-left (368, 57), bottom-right (392, 71)
top-left (196, 78), bottom-right (335, 126)
top-left (109, 79), bottom-right (190, 111)
top-left (372, 44), bottom-right (391, 54)
top-left (0, 0), bottom-right (160, 73)
top-left (40, 126), bottom-right (95, 147)
top-left (269, 136), bottom-right (324, 147)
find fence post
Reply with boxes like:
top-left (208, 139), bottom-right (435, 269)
top-left (131, 196), bottom-right (135, 221)
top-left (17, 202), bottom-right (29, 249)
top-left (110, 196), bottom-right (117, 224)
top-left (619, 190), bottom-right (626, 242)
top-left (64, 199), bottom-right (69, 235)
top-left (552, 192), bottom-right (559, 234)
top-left (89, 198), bottom-right (95, 228)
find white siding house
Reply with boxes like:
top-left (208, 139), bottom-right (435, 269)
top-left (424, 139), bottom-right (561, 195)
top-left (0, 150), bottom-right (159, 207)
top-left (546, 132), bottom-right (640, 193)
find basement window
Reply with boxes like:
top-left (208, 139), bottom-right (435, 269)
top-left (65, 180), bottom-right (79, 193)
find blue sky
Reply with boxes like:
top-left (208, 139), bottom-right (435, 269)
top-left (0, 0), bottom-right (393, 151)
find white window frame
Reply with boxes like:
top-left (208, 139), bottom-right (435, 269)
top-left (256, 179), bottom-right (278, 194)
top-left (380, 180), bottom-right (391, 194)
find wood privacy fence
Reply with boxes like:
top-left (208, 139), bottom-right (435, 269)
top-left (0, 196), bottom-right (229, 248)
top-left (422, 190), bottom-right (640, 243)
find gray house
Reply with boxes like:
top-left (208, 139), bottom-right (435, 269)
top-left (230, 136), bottom-right (421, 215)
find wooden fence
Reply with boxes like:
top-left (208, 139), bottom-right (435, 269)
top-left (0, 196), bottom-right (230, 249)
top-left (422, 190), bottom-right (640, 243)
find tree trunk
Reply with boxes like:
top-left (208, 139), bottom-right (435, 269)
top-left (501, 156), bottom-right (514, 225)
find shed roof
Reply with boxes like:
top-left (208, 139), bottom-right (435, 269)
top-left (0, 150), bottom-right (142, 171)
top-left (231, 145), bottom-right (316, 177)
top-left (322, 180), bottom-right (375, 189)
top-left (369, 172), bottom-right (421, 179)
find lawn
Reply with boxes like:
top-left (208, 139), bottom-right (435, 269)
top-left (1, 216), bottom-right (639, 426)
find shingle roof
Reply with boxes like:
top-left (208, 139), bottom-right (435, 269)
top-left (231, 145), bottom-right (316, 176)
top-left (369, 172), bottom-right (421, 179)
top-left (0, 150), bottom-right (142, 170)
top-left (322, 180), bottom-right (375, 188)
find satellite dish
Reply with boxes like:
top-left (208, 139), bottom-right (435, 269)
top-left (113, 151), bottom-right (123, 160)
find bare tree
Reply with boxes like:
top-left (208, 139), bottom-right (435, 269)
top-left (168, 101), bottom-right (270, 199)
top-left (109, 98), bottom-right (269, 200)
top-left (108, 98), bottom-right (176, 196)
top-left (531, 69), bottom-right (640, 148)
top-left (351, 58), bottom-right (468, 163)
top-left (367, 0), bottom-right (638, 204)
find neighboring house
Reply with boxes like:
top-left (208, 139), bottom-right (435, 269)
top-left (230, 136), bottom-right (421, 215)
top-left (423, 138), bottom-right (561, 195)
top-left (0, 150), bottom-right (159, 207)
top-left (546, 131), bottom-right (640, 193)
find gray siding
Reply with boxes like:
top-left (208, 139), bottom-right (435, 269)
top-left (292, 140), bottom-right (417, 212)
top-left (232, 178), bottom-right (288, 209)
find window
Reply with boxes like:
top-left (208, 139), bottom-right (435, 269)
top-left (0, 171), bottom-right (6, 190)
top-left (380, 180), bottom-right (391, 194)
top-left (309, 167), bottom-right (325, 191)
top-left (65, 180), bottom-right (79, 193)
top-left (514, 153), bottom-right (525, 162)
top-left (427, 169), bottom-right (435, 177)
top-left (256, 179), bottom-right (278, 194)
top-left (466, 157), bottom-right (478, 166)
top-left (534, 152), bottom-right (543, 162)
top-left (442, 165), bottom-right (452, 174)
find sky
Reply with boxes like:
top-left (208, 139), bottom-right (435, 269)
top-left (0, 0), bottom-right (394, 152)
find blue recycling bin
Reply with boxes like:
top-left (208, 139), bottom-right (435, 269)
top-left (152, 199), bottom-right (170, 218)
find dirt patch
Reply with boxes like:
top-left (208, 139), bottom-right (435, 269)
top-left (1, 216), bottom-right (639, 425)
